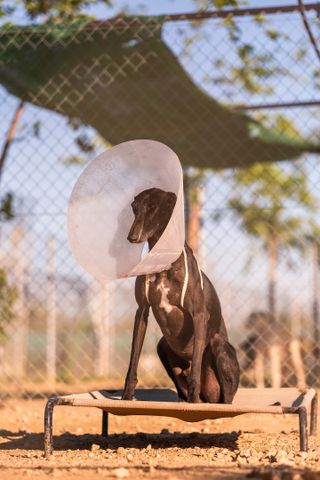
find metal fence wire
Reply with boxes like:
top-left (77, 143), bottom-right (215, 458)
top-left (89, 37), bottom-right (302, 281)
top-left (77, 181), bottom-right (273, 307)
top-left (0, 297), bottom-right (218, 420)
top-left (0, 5), bottom-right (320, 398)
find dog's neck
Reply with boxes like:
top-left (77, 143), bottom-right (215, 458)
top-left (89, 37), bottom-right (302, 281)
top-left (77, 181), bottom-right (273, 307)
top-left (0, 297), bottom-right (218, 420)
top-left (147, 225), bottom-right (166, 250)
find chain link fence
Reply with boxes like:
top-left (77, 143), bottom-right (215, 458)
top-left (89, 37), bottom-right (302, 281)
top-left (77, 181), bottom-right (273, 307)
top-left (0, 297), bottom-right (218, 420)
top-left (0, 5), bottom-right (319, 398)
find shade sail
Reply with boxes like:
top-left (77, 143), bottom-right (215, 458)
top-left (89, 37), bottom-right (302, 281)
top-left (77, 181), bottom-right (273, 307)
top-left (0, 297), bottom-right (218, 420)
top-left (0, 16), bottom-right (319, 169)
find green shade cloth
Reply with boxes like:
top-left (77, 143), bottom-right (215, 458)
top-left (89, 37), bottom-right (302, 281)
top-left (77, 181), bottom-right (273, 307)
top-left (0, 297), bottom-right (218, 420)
top-left (0, 16), bottom-right (319, 169)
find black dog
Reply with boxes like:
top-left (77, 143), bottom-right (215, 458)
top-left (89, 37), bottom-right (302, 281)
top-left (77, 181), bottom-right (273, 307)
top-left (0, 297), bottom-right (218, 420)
top-left (122, 188), bottom-right (240, 403)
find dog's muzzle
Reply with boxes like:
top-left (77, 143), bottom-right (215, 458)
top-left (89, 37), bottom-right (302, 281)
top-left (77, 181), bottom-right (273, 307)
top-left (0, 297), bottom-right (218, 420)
top-left (127, 233), bottom-right (140, 243)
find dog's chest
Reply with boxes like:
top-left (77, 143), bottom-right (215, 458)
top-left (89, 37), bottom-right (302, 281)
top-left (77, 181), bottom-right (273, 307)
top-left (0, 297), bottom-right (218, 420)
top-left (147, 271), bottom-right (183, 313)
top-left (147, 272), bottom-right (193, 351)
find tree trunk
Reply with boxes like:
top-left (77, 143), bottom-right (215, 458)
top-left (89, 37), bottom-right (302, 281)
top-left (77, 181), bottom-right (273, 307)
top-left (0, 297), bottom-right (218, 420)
top-left (187, 190), bottom-right (201, 255)
top-left (0, 100), bottom-right (24, 182)
top-left (312, 241), bottom-right (320, 382)
top-left (266, 235), bottom-right (278, 317)
top-left (183, 170), bottom-right (190, 236)
top-left (266, 235), bottom-right (281, 386)
top-left (11, 223), bottom-right (29, 379)
top-left (89, 280), bottom-right (113, 377)
top-left (269, 344), bottom-right (282, 388)
top-left (254, 351), bottom-right (265, 388)
top-left (289, 339), bottom-right (306, 389)
top-left (289, 305), bottom-right (306, 388)
top-left (184, 170), bottom-right (204, 258)
top-left (46, 236), bottom-right (57, 384)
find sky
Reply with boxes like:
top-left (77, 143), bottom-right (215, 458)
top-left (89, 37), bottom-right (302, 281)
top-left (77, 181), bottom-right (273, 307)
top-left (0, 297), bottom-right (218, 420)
top-left (0, 1), bottom-right (320, 333)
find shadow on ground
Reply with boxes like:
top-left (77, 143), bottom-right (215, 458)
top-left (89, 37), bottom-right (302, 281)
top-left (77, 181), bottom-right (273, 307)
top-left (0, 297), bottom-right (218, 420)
top-left (0, 429), bottom-right (239, 452)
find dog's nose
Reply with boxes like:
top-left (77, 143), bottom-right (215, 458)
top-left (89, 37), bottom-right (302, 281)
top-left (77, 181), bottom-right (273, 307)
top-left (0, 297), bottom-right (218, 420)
top-left (128, 232), bottom-right (138, 243)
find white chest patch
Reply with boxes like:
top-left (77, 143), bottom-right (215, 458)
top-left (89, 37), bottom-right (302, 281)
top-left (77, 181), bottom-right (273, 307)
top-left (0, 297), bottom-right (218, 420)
top-left (157, 281), bottom-right (173, 314)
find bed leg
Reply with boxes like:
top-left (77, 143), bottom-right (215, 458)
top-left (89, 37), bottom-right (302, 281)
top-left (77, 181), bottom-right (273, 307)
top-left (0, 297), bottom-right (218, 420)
top-left (44, 396), bottom-right (58, 458)
top-left (299, 406), bottom-right (308, 452)
top-left (102, 410), bottom-right (109, 437)
top-left (310, 392), bottom-right (318, 436)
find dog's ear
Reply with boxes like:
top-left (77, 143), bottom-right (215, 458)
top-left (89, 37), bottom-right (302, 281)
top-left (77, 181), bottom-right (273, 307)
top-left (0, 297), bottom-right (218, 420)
top-left (167, 191), bottom-right (177, 206)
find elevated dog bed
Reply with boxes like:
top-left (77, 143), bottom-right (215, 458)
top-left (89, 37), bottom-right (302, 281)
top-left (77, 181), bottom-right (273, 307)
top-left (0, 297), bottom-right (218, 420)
top-left (44, 387), bottom-right (318, 457)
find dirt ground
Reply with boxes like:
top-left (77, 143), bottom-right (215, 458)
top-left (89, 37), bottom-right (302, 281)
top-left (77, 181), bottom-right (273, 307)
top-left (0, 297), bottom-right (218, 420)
top-left (0, 396), bottom-right (319, 480)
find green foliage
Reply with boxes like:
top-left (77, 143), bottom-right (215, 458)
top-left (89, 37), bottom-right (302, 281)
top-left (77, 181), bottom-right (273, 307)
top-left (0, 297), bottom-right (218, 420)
top-left (0, 0), bottom-right (112, 21)
top-left (61, 119), bottom-right (111, 165)
top-left (0, 1), bottom-right (15, 18)
top-left (272, 115), bottom-right (303, 142)
top-left (0, 269), bottom-right (18, 341)
top-left (213, 43), bottom-right (285, 95)
top-left (189, 0), bottom-right (313, 96)
top-left (56, 366), bottom-right (74, 384)
top-left (305, 219), bottom-right (320, 249)
top-left (194, 0), bottom-right (244, 9)
top-left (0, 192), bottom-right (14, 220)
top-left (227, 162), bottom-right (316, 259)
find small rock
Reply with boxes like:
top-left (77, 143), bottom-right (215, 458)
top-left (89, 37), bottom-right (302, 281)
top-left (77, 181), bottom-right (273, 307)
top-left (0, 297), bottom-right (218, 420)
top-left (91, 444), bottom-right (100, 452)
top-left (292, 474), bottom-right (303, 480)
top-left (193, 450), bottom-right (202, 456)
top-left (239, 449), bottom-right (251, 458)
top-left (268, 449), bottom-right (278, 457)
top-left (299, 451), bottom-right (308, 458)
top-left (276, 456), bottom-right (294, 466)
top-left (246, 456), bottom-right (260, 464)
top-left (146, 444), bottom-right (152, 451)
top-left (127, 453), bottom-right (134, 462)
top-left (277, 449), bottom-right (287, 457)
top-left (113, 468), bottom-right (129, 478)
top-left (117, 447), bottom-right (125, 455)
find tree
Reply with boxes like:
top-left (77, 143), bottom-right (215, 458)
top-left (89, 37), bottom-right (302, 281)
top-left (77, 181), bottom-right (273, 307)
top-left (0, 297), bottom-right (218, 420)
top-left (180, 0), bottom-right (317, 265)
top-left (226, 161), bottom-right (316, 387)
top-left (184, 168), bottom-right (207, 257)
top-left (227, 162), bottom-right (315, 316)
top-left (304, 221), bottom-right (320, 382)
top-left (0, 268), bottom-right (17, 376)
top-left (0, 0), bottom-right (112, 22)
top-left (0, 268), bottom-right (18, 341)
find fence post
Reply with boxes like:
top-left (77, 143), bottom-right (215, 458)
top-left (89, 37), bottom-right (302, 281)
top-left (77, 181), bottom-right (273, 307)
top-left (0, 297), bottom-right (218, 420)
top-left (312, 241), bottom-right (320, 383)
top-left (11, 223), bottom-right (28, 380)
top-left (46, 236), bottom-right (57, 384)
top-left (289, 306), bottom-right (306, 389)
top-left (89, 280), bottom-right (113, 378)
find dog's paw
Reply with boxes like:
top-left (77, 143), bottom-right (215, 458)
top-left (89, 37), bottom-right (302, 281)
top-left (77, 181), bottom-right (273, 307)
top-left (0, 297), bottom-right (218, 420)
top-left (121, 390), bottom-right (135, 401)
top-left (187, 380), bottom-right (202, 403)
top-left (187, 394), bottom-right (202, 403)
top-left (187, 388), bottom-right (202, 403)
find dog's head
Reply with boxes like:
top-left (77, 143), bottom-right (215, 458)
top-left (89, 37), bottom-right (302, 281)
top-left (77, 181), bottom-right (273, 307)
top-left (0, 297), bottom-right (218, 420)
top-left (127, 188), bottom-right (177, 243)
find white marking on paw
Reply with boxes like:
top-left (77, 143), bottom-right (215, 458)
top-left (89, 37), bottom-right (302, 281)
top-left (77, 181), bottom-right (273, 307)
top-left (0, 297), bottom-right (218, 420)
top-left (157, 281), bottom-right (173, 314)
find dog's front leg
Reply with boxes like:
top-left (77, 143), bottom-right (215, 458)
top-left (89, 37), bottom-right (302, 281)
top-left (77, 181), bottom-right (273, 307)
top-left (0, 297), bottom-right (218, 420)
top-left (122, 304), bottom-right (149, 400)
top-left (188, 309), bottom-right (209, 403)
